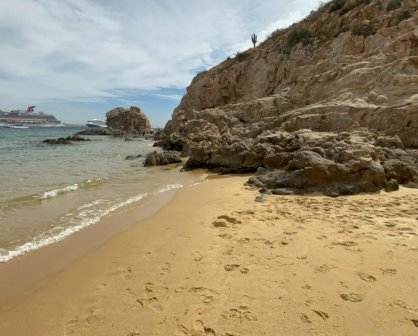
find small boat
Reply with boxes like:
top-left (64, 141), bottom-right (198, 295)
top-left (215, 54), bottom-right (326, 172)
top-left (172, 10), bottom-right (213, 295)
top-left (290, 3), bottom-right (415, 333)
top-left (86, 119), bottom-right (107, 128)
top-left (5, 125), bottom-right (30, 129)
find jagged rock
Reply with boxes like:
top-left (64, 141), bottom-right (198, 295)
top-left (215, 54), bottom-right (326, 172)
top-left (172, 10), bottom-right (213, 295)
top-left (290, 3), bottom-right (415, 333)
top-left (385, 179), bottom-right (400, 192)
top-left (144, 151), bottom-right (182, 167)
top-left (259, 188), bottom-right (272, 195)
top-left (67, 135), bottom-right (89, 142)
top-left (43, 136), bottom-right (89, 145)
top-left (158, 0), bottom-right (418, 194)
top-left (106, 106), bottom-right (151, 136)
top-left (383, 159), bottom-right (418, 183)
top-left (76, 128), bottom-right (114, 136)
top-left (43, 138), bottom-right (71, 145)
top-left (271, 188), bottom-right (295, 195)
top-left (125, 154), bottom-right (143, 160)
top-left (375, 136), bottom-right (405, 149)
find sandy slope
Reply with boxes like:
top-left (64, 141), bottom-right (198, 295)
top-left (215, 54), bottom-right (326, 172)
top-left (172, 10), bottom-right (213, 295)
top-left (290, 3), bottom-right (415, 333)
top-left (0, 175), bottom-right (417, 335)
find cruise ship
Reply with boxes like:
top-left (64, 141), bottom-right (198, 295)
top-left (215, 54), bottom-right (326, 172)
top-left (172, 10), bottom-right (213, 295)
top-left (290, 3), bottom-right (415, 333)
top-left (85, 119), bottom-right (107, 128)
top-left (0, 106), bottom-right (62, 127)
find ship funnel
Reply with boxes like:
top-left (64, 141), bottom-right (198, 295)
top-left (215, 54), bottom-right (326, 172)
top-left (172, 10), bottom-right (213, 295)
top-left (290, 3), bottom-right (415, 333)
top-left (26, 106), bottom-right (36, 113)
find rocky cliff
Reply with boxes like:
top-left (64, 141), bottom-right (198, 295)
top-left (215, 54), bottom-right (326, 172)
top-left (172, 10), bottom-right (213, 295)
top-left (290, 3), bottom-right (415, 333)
top-left (106, 106), bottom-right (151, 136)
top-left (162, 0), bottom-right (418, 195)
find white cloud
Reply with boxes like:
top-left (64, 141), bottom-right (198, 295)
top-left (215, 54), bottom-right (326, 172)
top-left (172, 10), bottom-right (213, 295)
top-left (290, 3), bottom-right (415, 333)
top-left (0, 0), bottom-right (323, 122)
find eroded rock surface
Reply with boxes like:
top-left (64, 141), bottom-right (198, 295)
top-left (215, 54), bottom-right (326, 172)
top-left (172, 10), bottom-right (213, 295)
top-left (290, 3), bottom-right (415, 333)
top-left (160, 0), bottom-right (418, 194)
top-left (106, 106), bottom-right (151, 136)
top-left (144, 151), bottom-right (182, 167)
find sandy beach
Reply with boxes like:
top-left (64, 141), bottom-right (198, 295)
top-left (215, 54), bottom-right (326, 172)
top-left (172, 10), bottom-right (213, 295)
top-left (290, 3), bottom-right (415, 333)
top-left (0, 175), bottom-right (417, 335)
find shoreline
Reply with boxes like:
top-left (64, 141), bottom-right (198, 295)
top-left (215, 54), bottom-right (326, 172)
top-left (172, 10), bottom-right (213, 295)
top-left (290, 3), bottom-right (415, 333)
top-left (0, 175), bottom-right (417, 335)
top-left (0, 183), bottom-right (183, 311)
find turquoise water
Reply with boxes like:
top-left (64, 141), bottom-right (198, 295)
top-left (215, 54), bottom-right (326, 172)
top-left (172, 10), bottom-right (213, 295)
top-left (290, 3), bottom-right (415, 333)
top-left (0, 127), bottom-right (203, 262)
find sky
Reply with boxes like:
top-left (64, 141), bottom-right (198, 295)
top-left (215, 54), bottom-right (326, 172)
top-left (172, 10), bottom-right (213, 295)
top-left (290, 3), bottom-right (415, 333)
top-left (0, 0), bottom-right (324, 127)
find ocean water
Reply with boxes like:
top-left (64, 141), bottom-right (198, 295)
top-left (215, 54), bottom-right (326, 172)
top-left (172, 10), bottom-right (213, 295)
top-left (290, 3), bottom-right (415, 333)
top-left (0, 127), bottom-right (204, 262)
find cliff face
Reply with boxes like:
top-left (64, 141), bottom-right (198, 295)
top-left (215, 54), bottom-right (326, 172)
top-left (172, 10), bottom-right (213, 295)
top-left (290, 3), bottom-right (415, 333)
top-left (163, 0), bottom-right (418, 195)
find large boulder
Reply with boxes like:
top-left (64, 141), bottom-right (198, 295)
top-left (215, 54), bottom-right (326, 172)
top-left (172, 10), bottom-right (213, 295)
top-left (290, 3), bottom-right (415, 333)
top-left (106, 106), bottom-right (151, 136)
top-left (144, 151), bottom-right (182, 167)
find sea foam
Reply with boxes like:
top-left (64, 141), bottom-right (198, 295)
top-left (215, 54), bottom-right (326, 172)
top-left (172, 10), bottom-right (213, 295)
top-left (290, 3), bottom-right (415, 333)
top-left (0, 181), bottom-right (192, 263)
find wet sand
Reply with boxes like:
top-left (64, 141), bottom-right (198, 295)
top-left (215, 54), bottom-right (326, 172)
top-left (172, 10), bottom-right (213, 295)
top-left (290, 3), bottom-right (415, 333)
top-left (0, 175), bottom-right (417, 335)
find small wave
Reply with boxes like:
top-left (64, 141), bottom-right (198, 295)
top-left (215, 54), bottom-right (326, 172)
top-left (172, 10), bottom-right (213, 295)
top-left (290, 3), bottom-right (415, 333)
top-left (0, 192), bottom-right (147, 263)
top-left (155, 184), bottom-right (183, 194)
top-left (0, 178), bottom-right (105, 209)
top-left (40, 178), bottom-right (104, 199)
top-left (0, 177), bottom-right (208, 263)
top-left (40, 184), bottom-right (79, 199)
top-left (77, 199), bottom-right (106, 211)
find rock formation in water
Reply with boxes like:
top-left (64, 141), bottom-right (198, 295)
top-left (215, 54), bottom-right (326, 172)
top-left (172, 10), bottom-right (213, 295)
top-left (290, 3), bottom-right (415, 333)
top-left (160, 0), bottom-right (418, 195)
top-left (144, 151), bottom-right (182, 167)
top-left (43, 135), bottom-right (90, 145)
top-left (106, 106), bottom-right (152, 136)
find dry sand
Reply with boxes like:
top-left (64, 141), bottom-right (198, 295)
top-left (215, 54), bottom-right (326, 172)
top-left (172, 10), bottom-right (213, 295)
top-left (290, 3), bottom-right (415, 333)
top-left (0, 175), bottom-right (417, 335)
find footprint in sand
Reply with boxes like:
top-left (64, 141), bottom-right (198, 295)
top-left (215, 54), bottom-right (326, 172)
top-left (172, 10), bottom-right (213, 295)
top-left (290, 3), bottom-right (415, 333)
top-left (314, 264), bottom-right (336, 273)
top-left (218, 233), bottom-right (233, 240)
top-left (66, 310), bottom-right (100, 332)
top-left (357, 272), bottom-right (377, 282)
top-left (218, 215), bottom-right (241, 224)
top-left (212, 215), bottom-right (241, 228)
top-left (190, 287), bottom-right (219, 304)
top-left (299, 313), bottom-right (311, 323)
top-left (176, 321), bottom-right (217, 336)
top-left (175, 324), bottom-right (188, 335)
top-left (192, 320), bottom-right (216, 336)
top-left (333, 240), bottom-right (357, 247)
top-left (312, 310), bottom-right (329, 320)
top-left (212, 220), bottom-right (228, 228)
top-left (237, 237), bottom-right (250, 244)
top-left (137, 296), bottom-right (163, 312)
top-left (160, 262), bottom-right (171, 275)
top-left (193, 251), bottom-right (203, 262)
top-left (106, 266), bottom-right (132, 280)
top-left (390, 300), bottom-right (418, 313)
top-left (222, 306), bottom-right (258, 322)
top-left (340, 293), bottom-right (363, 302)
top-left (224, 264), bottom-right (250, 274)
top-left (381, 268), bottom-right (397, 276)
top-left (136, 283), bottom-right (167, 312)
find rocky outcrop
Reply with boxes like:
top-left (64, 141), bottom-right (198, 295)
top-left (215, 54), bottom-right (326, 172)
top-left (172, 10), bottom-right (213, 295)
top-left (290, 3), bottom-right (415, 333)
top-left (106, 106), bottom-right (151, 136)
top-left (125, 154), bottom-right (143, 160)
top-left (76, 128), bottom-right (115, 136)
top-left (161, 0), bottom-right (418, 194)
top-left (144, 151), bottom-right (182, 167)
top-left (43, 135), bottom-right (90, 145)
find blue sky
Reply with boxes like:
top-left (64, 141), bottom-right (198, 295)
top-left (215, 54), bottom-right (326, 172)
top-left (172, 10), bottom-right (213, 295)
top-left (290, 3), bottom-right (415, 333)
top-left (0, 0), bottom-right (323, 127)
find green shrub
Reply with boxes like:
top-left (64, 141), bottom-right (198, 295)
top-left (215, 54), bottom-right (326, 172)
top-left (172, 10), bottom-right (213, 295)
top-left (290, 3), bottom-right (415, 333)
top-left (267, 28), bottom-right (285, 41)
top-left (339, 0), bottom-right (372, 15)
top-left (386, 0), bottom-right (402, 11)
top-left (330, 0), bottom-right (345, 11)
top-left (287, 27), bottom-right (312, 49)
top-left (396, 10), bottom-right (411, 22)
top-left (234, 51), bottom-right (248, 62)
top-left (351, 22), bottom-right (375, 36)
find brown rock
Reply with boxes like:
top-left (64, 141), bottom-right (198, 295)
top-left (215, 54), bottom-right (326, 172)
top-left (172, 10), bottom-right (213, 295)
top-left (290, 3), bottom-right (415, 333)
top-left (158, 0), bottom-right (418, 194)
top-left (144, 151), bottom-right (182, 167)
top-left (106, 106), bottom-right (151, 136)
